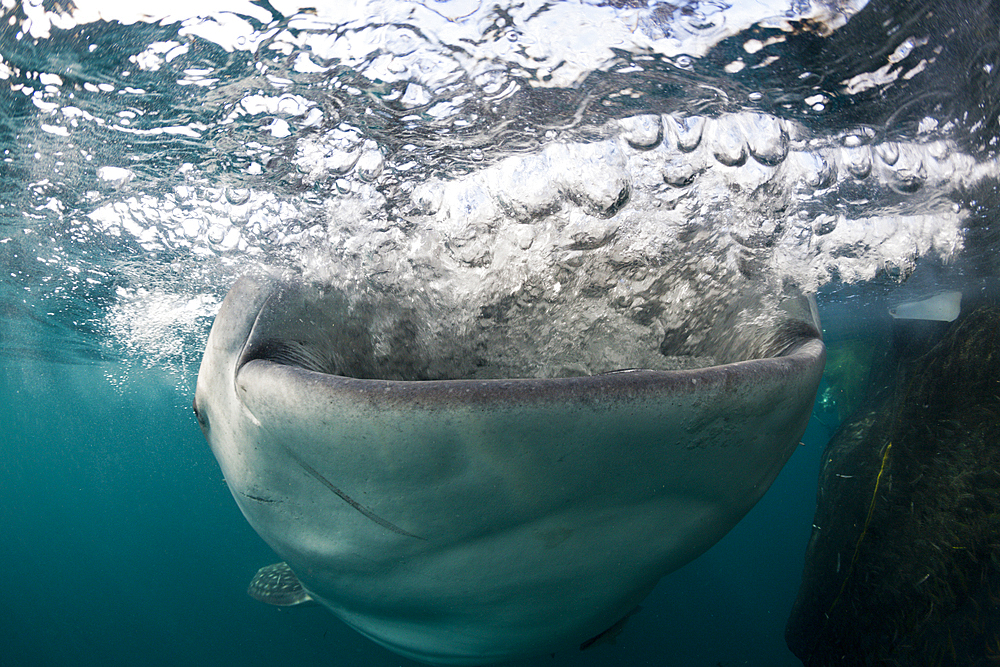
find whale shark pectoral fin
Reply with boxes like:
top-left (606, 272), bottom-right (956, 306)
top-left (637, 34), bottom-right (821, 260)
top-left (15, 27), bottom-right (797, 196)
top-left (247, 562), bottom-right (316, 607)
top-left (579, 605), bottom-right (642, 651)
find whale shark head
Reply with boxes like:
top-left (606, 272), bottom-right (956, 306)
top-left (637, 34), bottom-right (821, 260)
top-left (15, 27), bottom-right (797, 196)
top-left (194, 272), bottom-right (824, 665)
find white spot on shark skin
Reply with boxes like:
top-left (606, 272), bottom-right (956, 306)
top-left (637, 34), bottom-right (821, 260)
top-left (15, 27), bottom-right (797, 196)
top-left (889, 291), bottom-right (963, 322)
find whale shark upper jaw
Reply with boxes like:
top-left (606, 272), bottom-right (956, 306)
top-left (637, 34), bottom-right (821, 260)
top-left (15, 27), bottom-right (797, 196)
top-left (194, 273), bottom-right (824, 665)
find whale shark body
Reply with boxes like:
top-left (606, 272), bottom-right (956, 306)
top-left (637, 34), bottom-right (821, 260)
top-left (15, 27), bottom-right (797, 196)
top-left (194, 274), bottom-right (824, 665)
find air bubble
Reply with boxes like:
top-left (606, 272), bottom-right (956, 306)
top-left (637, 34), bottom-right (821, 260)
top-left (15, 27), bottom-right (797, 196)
top-left (181, 218), bottom-right (203, 239)
top-left (495, 155), bottom-right (558, 221)
top-left (890, 152), bottom-right (926, 193)
top-left (708, 116), bottom-right (747, 167)
top-left (743, 114), bottom-right (787, 166)
top-left (413, 182), bottom-right (444, 215)
top-left (662, 161), bottom-right (697, 187)
top-left (207, 223), bottom-right (228, 245)
top-left (552, 143), bottom-right (632, 219)
top-left (666, 115), bottom-right (704, 152)
top-left (355, 149), bottom-right (384, 181)
top-left (619, 115), bottom-right (663, 150)
top-left (225, 187), bottom-right (251, 205)
top-left (842, 146), bottom-right (872, 179)
top-left (875, 142), bottom-right (899, 166)
top-left (791, 151), bottom-right (836, 189)
top-left (841, 127), bottom-right (875, 147)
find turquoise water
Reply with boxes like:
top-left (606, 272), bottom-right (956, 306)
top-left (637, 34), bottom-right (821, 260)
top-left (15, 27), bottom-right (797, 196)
top-left (3, 0), bottom-right (1000, 665)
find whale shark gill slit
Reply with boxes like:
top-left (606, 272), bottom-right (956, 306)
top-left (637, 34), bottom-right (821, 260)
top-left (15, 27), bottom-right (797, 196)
top-left (281, 444), bottom-right (426, 541)
top-left (238, 490), bottom-right (278, 504)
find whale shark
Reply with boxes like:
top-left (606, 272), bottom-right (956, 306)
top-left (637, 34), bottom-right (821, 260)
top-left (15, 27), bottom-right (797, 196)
top-left (194, 273), bottom-right (824, 665)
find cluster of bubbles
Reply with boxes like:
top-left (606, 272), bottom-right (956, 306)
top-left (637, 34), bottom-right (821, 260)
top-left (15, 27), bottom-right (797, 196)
top-left (1, 0), bottom-right (997, 382)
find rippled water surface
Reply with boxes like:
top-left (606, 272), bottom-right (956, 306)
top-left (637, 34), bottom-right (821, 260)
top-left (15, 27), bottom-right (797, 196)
top-left (3, 0), bottom-right (1000, 665)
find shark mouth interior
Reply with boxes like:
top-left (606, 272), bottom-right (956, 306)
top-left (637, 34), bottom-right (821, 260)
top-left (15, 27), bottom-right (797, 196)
top-left (235, 275), bottom-right (823, 382)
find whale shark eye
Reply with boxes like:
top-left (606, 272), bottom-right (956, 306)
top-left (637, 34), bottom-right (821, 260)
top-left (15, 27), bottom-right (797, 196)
top-left (192, 397), bottom-right (209, 429)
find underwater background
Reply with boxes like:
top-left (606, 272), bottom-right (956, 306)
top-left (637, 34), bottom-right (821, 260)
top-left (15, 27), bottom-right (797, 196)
top-left (3, 0), bottom-right (1000, 665)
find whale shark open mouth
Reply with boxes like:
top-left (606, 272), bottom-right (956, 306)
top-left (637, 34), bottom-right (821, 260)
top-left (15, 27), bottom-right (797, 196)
top-left (194, 271), bottom-right (824, 665)
top-left (235, 273), bottom-right (822, 380)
